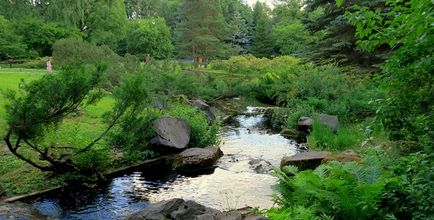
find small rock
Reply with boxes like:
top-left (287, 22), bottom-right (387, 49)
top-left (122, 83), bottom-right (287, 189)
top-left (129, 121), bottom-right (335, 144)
top-left (191, 99), bottom-right (216, 121)
top-left (152, 99), bottom-right (166, 110)
top-left (318, 114), bottom-right (339, 132)
top-left (248, 159), bottom-right (273, 174)
top-left (280, 128), bottom-right (307, 143)
top-left (297, 116), bottom-right (313, 133)
top-left (280, 151), bottom-right (331, 171)
top-left (173, 147), bottom-right (223, 172)
top-left (150, 117), bottom-right (191, 154)
top-left (0, 202), bottom-right (47, 220)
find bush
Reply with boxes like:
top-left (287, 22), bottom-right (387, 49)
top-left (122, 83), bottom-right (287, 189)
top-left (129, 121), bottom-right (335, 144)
top-left (209, 55), bottom-right (299, 75)
top-left (307, 119), bottom-right (363, 152)
top-left (167, 104), bottom-right (219, 148)
top-left (53, 38), bottom-right (140, 88)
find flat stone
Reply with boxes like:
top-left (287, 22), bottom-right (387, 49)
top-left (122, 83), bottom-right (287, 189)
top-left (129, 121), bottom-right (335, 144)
top-left (173, 147), bottom-right (223, 172)
top-left (280, 151), bottom-right (331, 171)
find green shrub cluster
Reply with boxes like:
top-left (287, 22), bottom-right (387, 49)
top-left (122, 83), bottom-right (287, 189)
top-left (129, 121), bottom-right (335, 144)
top-left (53, 38), bottom-right (141, 88)
top-left (209, 55), bottom-right (299, 75)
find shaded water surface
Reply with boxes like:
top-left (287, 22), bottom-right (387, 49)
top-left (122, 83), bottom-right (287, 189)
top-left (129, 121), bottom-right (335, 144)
top-left (33, 107), bottom-right (297, 219)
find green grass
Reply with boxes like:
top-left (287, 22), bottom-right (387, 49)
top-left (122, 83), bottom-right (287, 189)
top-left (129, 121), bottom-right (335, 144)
top-left (307, 120), bottom-right (364, 152)
top-left (0, 68), bottom-right (114, 196)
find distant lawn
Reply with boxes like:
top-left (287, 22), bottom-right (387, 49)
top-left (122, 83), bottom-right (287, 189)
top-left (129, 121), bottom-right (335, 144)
top-left (0, 68), bottom-right (114, 196)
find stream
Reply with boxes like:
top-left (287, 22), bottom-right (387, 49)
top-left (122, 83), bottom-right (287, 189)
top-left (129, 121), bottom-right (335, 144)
top-left (32, 107), bottom-right (298, 219)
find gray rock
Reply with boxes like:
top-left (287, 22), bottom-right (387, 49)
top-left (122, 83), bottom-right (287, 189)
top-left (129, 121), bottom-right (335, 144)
top-left (191, 99), bottom-right (216, 121)
top-left (152, 99), bottom-right (166, 110)
top-left (126, 199), bottom-right (268, 220)
top-left (173, 147), bottom-right (223, 172)
top-left (297, 116), bottom-right (313, 133)
top-left (126, 199), bottom-right (220, 220)
top-left (0, 202), bottom-right (47, 220)
top-left (248, 159), bottom-right (273, 174)
top-left (150, 117), bottom-right (191, 153)
top-left (319, 114), bottom-right (339, 132)
top-left (280, 151), bottom-right (331, 171)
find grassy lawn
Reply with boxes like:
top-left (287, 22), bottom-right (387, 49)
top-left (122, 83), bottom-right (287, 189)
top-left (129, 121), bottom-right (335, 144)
top-left (0, 68), bottom-right (114, 196)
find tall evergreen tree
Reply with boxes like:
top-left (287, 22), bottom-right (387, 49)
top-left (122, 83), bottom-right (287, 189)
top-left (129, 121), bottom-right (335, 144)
top-left (250, 2), bottom-right (275, 58)
top-left (304, 0), bottom-right (388, 71)
top-left (175, 0), bottom-right (236, 59)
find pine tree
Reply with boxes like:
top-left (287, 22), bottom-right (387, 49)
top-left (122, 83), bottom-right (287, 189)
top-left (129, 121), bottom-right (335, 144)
top-left (175, 0), bottom-right (236, 60)
top-left (250, 2), bottom-right (275, 58)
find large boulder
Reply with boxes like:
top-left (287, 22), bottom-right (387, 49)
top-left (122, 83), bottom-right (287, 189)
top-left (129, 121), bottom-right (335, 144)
top-left (191, 99), bottom-right (216, 121)
top-left (0, 202), bottom-right (47, 220)
top-left (126, 199), bottom-right (268, 220)
top-left (280, 151), bottom-right (331, 171)
top-left (126, 198), bottom-right (220, 220)
top-left (318, 114), bottom-right (339, 132)
top-left (297, 116), bottom-right (313, 133)
top-left (150, 117), bottom-right (191, 153)
top-left (173, 147), bottom-right (223, 172)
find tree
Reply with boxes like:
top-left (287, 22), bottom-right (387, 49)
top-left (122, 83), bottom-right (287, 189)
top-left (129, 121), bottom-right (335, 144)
top-left (125, 18), bottom-right (173, 59)
top-left (272, 20), bottom-right (313, 56)
top-left (349, 0), bottom-right (434, 151)
top-left (0, 16), bottom-right (29, 60)
top-left (250, 2), bottom-right (275, 58)
top-left (3, 64), bottom-right (149, 174)
top-left (124, 0), bottom-right (180, 30)
top-left (304, 0), bottom-right (387, 70)
top-left (13, 18), bottom-right (82, 57)
top-left (40, 0), bottom-right (128, 48)
top-left (175, 0), bottom-right (237, 60)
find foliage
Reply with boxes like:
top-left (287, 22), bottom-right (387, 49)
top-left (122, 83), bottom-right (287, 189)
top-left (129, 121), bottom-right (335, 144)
top-left (250, 2), bottom-right (275, 57)
top-left (124, 18), bottom-right (173, 59)
top-left (175, 0), bottom-right (237, 59)
top-left (53, 38), bottom-right (140, 87)
top-left (210, 55), bottom-right (299, 75)
top-left (348, 0), bottom-right (434, 151)
top-left (12, 18), bottom-right (82, 57)
top-left (272, 20), bottom-right (313, 56)
top-left (380, 152), bottom-right (434, 219)
top-left (271, 160), bottom-right (386, 219)
top-left (304, 0), bottom-right (387, 69)
top-left (307, 120), bottom-right (363, 152)
top-left (0, 16), bottom-right (30, 59)
top-left (2, 64), bottom-right (149, 175)
top-left (167, 103), bottom-right (220, 148)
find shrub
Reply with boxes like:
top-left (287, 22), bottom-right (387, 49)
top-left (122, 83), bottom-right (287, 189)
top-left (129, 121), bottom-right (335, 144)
top-left (167, 104), bottom-right (219, 148)
top-left (307, 119), bottom-right (363, 152)
top-left (52, 38), bottom-right (140, 88)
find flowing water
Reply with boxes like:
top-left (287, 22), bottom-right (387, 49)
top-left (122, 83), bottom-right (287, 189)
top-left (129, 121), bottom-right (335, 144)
top-left (33, 107), bottom-right (298, 219)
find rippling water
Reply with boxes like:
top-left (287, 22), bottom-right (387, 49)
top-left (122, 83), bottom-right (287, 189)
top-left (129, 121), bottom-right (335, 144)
top-left (33, 107), bottom-right (297, 219)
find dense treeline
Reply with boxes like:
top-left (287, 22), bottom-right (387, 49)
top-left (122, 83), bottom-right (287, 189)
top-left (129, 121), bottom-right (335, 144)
top-left (0, 0), bottom-right (392, 70)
